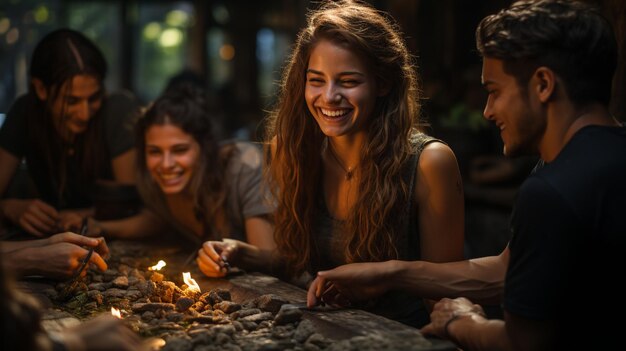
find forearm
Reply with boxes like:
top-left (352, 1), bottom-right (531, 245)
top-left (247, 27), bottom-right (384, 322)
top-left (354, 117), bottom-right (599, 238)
top-left (0, 199), bottom-right (8, 221)
top-left (390, 255), bottom-right (506, 304)
top-left (447, 314), bottom-right (512, 351)
top-left (60, 207), bottom-right (95, 218)
top-left (2, 247), bottom-right (39, 277)
top-left (232, 240), bottom-right (276, 274)
top-left (99, 209), bottom-right (162, 239)
top-left (1, 238), bottom-right (49, 253)
top-left (0, 199), bottom-right (16, 222)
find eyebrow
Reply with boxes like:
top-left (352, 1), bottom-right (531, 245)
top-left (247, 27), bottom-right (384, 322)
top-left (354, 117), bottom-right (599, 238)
top-left (306, 68), bottom-right (365, 76)
top-left (64, 89), bottom-right (102, 100)
top-left (146, 142), bottom-right (191, 148)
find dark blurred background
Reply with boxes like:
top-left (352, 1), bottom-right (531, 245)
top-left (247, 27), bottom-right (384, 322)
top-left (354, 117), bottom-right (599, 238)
top-left (0, 0), bottom-right (624, 259)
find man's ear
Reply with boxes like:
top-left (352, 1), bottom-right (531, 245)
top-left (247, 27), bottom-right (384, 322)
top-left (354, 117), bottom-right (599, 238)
top-left (532, 67), bottom-right (555, 103)
top-left (31, 78), bottom-right (48, 101)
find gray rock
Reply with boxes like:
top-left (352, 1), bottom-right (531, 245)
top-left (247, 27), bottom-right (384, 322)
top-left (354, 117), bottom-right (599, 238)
top-left (111, 276), bottom-right (129, 289)
top-left (103, 288), bottom-right (127, 298)
top-left (305, 333), bottom-right (330, 349)
top-left (253, 294), bottom-right (288, 314)
top-left (87, 282), bottom-right (110, 291)
top-left (175, 297), bottom-right (194, 312)
top-left (231, 308), bottom-right (262, 320)
top-left (160, 337), bottom-right (192, 351)
top-left (131, 302), bottom-right (175, 313)
top-left (125, 289), bottom-right (142, 300)
top-left (214, 301), bottom-right (241, 314)
top-left (166, 312), bottom-right (185, 322)
top-left (294, 320), bottom-right (315, 343)
top-left (240, 312), bottom-right (273, 323)
top-left (274, 305), bottom-right (303, 325)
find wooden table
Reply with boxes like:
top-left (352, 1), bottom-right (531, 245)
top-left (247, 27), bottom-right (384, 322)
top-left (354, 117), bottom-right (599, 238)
top-left (19, 240), bottom-right (456, 351)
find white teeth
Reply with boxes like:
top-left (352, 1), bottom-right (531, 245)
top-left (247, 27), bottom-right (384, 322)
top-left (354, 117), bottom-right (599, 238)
top-left (321, 108), bottom-right (348, 117)
top-left (159, 173), bottom-right (182, 180)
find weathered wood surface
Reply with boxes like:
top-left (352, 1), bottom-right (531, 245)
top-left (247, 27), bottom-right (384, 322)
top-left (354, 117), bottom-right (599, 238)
top-left (22, 240), bottom-right (455, 350)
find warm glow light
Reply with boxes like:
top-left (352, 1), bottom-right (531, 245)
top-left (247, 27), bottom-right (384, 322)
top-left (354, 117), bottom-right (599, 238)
top-left (182, 272), bottom-right (201, 292)
top-left (219, 44), bottom-right (235, 61)
top-left (148, 260), bottom-right (166, 271)
top-left (111, 307), bottom-right (122, 319)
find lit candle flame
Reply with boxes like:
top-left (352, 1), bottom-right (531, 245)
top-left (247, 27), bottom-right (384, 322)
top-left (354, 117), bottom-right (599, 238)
top-left (111, 307), bottom-right (122, 319)
top-left (182, 272), bottom-right (201, 292)
top-left (148, 260), bottom-right (166, 271)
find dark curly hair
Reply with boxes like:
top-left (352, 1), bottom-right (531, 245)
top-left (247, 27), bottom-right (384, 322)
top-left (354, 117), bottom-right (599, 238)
top-left (135, 83), bottom-right (228, 233)
top-left (476, 0), bottom-right (617, 106)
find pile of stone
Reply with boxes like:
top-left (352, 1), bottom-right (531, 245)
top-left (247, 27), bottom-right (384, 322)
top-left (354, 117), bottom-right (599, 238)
top-left (47, 257), bottom-right (332, 351)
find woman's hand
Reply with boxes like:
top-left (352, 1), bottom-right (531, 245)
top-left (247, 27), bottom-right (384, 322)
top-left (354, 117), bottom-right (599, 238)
top-left (196, 239), bottom-right (238, 278)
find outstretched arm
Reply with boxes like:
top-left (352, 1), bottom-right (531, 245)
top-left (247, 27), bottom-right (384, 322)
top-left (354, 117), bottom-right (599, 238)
top-left (307, 247), bottom-right (508, 307)
top-left (95, 209), bottom-right (165, 239)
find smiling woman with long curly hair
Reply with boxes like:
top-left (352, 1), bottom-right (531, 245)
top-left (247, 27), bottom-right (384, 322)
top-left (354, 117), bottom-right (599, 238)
top-left (265, 0), bottom-right (464, 327)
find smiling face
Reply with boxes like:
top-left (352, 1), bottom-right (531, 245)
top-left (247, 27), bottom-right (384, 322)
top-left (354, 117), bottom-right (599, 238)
top-left (305, 39), bottom-right (380, 138)
top-left (145, 123), bottom-right (200, 195)
top-left (481, 57), bottom-right (545, 157)
top-left (45, 74), bottom-right (103, 140)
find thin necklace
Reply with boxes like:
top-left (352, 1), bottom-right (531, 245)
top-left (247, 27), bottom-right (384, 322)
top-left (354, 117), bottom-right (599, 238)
top-left (327, 140), bottom-right (357, 181)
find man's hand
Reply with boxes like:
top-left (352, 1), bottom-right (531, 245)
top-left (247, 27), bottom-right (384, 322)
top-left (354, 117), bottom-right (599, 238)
top-left (47, 232), bottom-right (110, 259)
top-left (26, 242), bottom-right (107, 280)
top-left (307, 261), bottom-right (395, 308)
top-left (420, 297), bottom-right (486, 339)
top-left (5, 232), bottom-right (110, 280)
top-left (1, 198), bottom-right (59, 236)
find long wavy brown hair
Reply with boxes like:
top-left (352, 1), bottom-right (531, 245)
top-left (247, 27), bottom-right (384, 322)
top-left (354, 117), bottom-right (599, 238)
top-left (265, 0), bottom-right (422, 278)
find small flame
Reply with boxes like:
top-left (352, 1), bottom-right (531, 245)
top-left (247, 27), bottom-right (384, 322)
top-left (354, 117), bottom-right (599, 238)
top-left (111, 307), bottom-right (122, 319)
top-left (182, 272), bottom-right (201, 292)
top-left (148, 260), bottom-right (166, 271)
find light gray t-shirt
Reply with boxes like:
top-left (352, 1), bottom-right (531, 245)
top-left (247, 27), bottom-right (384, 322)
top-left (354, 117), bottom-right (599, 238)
top-left (222, 141), bottom-right (274, 241)
top-left (157, 140), bottom-right (274, 245)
